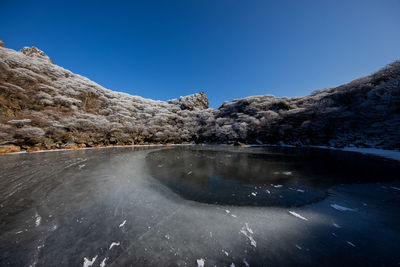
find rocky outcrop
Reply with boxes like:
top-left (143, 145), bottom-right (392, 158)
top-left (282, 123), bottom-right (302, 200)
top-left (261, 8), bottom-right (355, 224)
top-left (19, 46), bottom-right (52, 63)
top-left (0, 42), bottom-right (399, 152)
top-left (168, 92), bottom-right (209, 110)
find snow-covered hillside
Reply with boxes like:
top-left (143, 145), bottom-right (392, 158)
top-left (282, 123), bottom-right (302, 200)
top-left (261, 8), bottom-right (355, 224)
top-left (0, 41), bottom-right (399, 152)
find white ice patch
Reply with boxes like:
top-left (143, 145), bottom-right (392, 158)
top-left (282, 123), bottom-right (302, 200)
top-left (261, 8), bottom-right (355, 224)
top-left (222, 250), bottom-right (229, 256)
top-left (231, 214), bottom-right (237, 218)
top-left (330, 204), bottom-right (356, 212)
top-left (346, 241), bottom-right (356, 247)
top-left (288, 211), bottom-right (308, 221)
top-left (266, 189), bottom-right (271, 194)
top-left (240, 223), bottom-right (257, 247)
top-left (109, 242), bottom-right (120, 250)
top-left (251, 192), bottom-right (257, 196)
top-left (187, 171), bottom-right (192, 175)
top-left (273, 184), bottom-right (283, 188)
top-left (79, 164), bottom-right (86, 169)
top-left (297, 189), bottom-right (305, 193)
top-left (225, 209), bottom-right (230, 214)
top-left (157, 164), bottom-right (163, 168)
top-left (82, 255), bottom-right (97, 267)
top-left (197, 258), bottom-right (205, 267)
top-left (332, 223), bottom-right (341, 228)
top-left (245, 223), bottom-right (254, 234)
top-left (230, 263), bottom-right (235, 267)
top-left (282, 171), bottom-right (292, 176)
top-left (390, 186), bottom-right (400, 191)
top-left (332, 233), bottom-right (337, 237)
top-left (15, 230), bottom-right (23, 234)
top-left (295, 244), bottom-right (302, 250)
top-left (119, 220), bottom-right (126, 228)
top-left (35, 212), bottom-right (41, 227)
top-left (243, 259), bottom-right (250, 267)
top-left (100, 257), bottom-right (107, 267)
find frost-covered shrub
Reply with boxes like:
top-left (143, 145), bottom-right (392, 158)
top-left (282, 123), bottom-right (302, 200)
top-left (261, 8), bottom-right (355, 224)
top-left (15, 126), bottom-right (45, 139)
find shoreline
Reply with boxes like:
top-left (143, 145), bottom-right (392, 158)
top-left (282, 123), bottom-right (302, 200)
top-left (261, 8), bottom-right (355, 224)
top-left (1, 142), bottom-right (399, 162)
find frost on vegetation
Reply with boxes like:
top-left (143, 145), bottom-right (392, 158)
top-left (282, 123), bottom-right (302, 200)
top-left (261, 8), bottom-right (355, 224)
top-left (1, 44), bottom-right (400, 150)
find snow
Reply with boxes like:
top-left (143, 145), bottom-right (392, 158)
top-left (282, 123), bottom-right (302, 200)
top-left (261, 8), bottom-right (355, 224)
top-left (109, 242), bottom-right (120, 250)
top-left (240, 223), bottom-right (257, 248)
top-left (243, 259), bottom-right (250, 267)
top-left (119, 220), bottom-right (126, 228)
top-left (100, 257), bottom-right (107, 267)
top-left (309, 146), bottom-right (400, 162)
top-left (330, 204), bottom-right (357, 212)
top-left (196, 258), bottom-right (205, 267)
top-left (35, 212), bottom-right (41, 227)
top-left (288, 211), bottom-right (308, 221)
top-left (82, 255), bottom-right (97, 267)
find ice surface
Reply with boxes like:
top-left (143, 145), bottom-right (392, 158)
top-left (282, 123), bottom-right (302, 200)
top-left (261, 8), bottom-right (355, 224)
top-left (0, 146), bottom-right (399, 266)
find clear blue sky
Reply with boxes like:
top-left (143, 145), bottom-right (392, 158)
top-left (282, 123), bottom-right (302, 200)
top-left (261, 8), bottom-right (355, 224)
top-left (1, 0), bottom-right (399, 107)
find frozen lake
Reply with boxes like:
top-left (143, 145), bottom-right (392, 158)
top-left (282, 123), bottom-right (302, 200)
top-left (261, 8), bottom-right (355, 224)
top-left (0, 145), bottom-right (400, 266)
